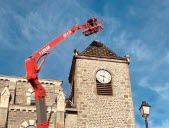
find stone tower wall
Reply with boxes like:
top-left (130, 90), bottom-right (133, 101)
top-left (72, 57), bottom-right (136, 128)
top-left (65, 113), bottom-right (77, 128)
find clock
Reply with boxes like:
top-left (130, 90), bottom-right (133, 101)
top-left (96, 69), bottom-right (112, 84)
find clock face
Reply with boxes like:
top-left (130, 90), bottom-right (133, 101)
top-left (96, 70), bottom-right (112, 84)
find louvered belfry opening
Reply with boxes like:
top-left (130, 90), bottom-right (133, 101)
top-left (96, 80), bottom-right (113, 95)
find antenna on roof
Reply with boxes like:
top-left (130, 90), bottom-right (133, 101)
top-left (93, 33), bottom-right (96, 40)
top-left (74, 17), bottom-right (78, 24)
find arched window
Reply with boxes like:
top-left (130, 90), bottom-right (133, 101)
top-left (20, 120), bottom-right (36, 128)
top-left (27, 126), bottom-right (36, 128)
top-left (26, 88), bottom-right (36, 105)
top-left (30, 92), bottom-right (36, 105)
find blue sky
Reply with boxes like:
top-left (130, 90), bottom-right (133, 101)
top-left (1, 0), bottom-right (169, 127)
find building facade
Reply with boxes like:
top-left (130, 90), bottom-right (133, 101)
top-left (0, 75), bottom-right (65, 128)
top-left (0, 40), bottom-right (136, 128)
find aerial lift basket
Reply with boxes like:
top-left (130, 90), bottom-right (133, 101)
top-left (82, 17), bottom-right (103, 36)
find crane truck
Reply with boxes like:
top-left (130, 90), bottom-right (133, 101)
top-left (25, 17), bottom-right (103, 128)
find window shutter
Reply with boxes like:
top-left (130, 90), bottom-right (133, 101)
top-left (96, 82), bottom-right (113, 95)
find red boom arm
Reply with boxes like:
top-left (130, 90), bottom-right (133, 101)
top-left (25, 17), bottom-right (103, 128)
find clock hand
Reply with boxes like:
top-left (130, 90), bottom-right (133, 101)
top-left (100, 75), bottom-right (104, 77)
top-left (100, 75), bottom-right (106, 82)
top-left (103, 75), bottom-right (106, 82)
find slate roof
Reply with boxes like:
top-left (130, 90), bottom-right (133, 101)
top-left (78, 40), bottom-right (126, 60)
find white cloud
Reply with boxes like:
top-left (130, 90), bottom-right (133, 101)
top-left (139, 77), bottom-right (169, 100)
top-left (136, 123), bottom-right (144, 128)
top-left (139, 77), bottom-right (150, 87)
top-left (112, 31), bottom-right (152, 61)
top-left (112, 31), bottom-right (128, 47)
top-left (149, 119), bottom-right (169, 128)
top-left (129, 40), bottom-right (152, 60)
top-left (137, 120), bottom-right (169, 128)
top-left (152, 83), bottom-right (169, 100)
top-left (164, 52), bottom-right (169, 64)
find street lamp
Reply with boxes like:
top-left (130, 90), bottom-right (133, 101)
top-left (139, 101), bottom-right (151, 128)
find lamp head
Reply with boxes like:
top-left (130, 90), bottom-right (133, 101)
top-left (139, 101), bottom-right (151, 118)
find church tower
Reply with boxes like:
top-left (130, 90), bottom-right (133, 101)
top-left (66, 40), bottom-right (136, 128)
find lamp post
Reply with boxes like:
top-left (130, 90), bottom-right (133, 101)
top-left (139, 101), bottom-right (151, 128)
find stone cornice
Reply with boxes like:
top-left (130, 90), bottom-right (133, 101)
top-left (0, 75), bottom-right (63, 86)
top-left (68, 55), bottom-right (129, 83)
top-left (75, 55), bottom-right (129, 63)
top-left (9, 105), bottom-right (57, 113)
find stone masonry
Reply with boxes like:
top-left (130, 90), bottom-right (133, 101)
top-left (0, 40), bottom-right (136, 128)
top-left (67, 40), bottom-right (136, 128)
top-left (0, 75), bottom-right (64, 128)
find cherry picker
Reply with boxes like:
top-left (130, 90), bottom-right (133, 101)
top-left (25, 17), bottom-right (103, 128)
